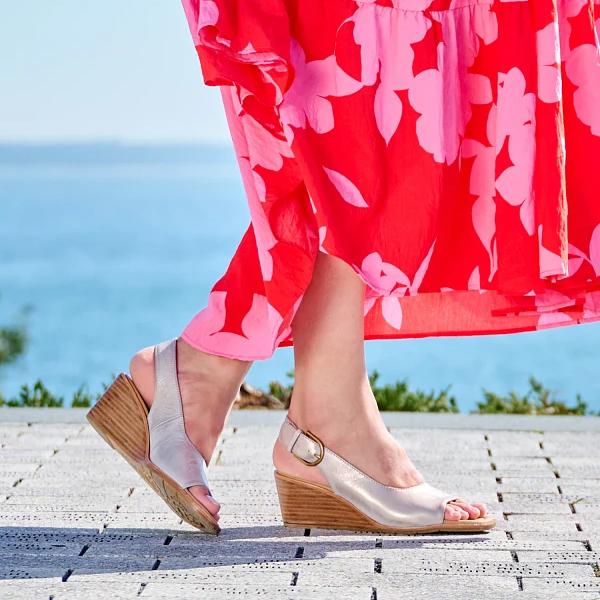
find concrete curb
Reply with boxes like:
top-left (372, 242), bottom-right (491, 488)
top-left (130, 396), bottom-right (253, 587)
top-left (1, 407), bottom-right (599, 431)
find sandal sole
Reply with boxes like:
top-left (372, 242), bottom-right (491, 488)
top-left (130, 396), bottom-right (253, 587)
top-left (275, 471), bottom-right (496, 534)
top-left (87, 373), bottom-right (220, 535)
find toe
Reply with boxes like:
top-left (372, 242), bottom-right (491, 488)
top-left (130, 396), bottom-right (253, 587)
top-left (189, 485), bottom-right (220, 520)
top-left (444, 504), bottom-right (463, 521)
top-left (458, 507), bottom-right (471, 520)
top-left (472, 502), bottom-right (487, 517)
top-left (452, 499), bottom-right (481, 520)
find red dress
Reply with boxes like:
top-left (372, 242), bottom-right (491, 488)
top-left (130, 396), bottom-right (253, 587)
top-left (179, 0), bottom-right (600, 361)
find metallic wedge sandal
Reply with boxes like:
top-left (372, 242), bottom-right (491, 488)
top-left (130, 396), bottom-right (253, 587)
top-left (275, 418), bottom-right (496, 534)
top-left (87, 339), bottom-right (219, 534)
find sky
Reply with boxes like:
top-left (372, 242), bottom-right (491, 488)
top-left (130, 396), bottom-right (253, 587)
top-left (0, 1), bottom-right (231, 142)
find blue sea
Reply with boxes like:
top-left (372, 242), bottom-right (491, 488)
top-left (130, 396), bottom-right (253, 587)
top-left (1, 144), bottom-right (599, 412)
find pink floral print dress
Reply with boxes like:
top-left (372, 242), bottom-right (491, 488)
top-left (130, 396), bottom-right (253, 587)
top-left (179, 0), bottom-right (600, 361)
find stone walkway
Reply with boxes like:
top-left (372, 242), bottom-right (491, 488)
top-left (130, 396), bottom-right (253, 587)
top-left (1, 415), bottom-right (600, 599)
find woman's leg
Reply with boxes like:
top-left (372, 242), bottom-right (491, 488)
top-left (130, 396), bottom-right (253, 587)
top-left (129, 252), bottom-right (484, 521)
top-left (273, 252), bottom-right (486, 521)
top-left (130, 341), bottom-right (251, 517)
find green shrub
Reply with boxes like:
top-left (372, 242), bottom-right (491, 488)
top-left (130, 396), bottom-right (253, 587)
top-left (267, 369), bottom-right (295, 409)
top-left (475, 377), bottom-right (589, 416)
top-left (71, 384), bottom-right (97, 408)
top-left (0, 301), bottom-right (31, 405)
top-left (0, 371), bottom-right (594, 416)
top-left (0, 380), bottom-right (64, 408)
top-left (0, 301), bottom-right (30, 367)
top-left (0, 381), bottom-right (105, 409)
top-left (267, 369), bottom-right (459, 413)
top-left (369, 371), bottom-right (459, 412)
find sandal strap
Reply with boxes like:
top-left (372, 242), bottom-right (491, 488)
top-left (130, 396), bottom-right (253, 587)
top-left (278, 416), bottom-right (457, 527)
top-left (147, 340), bottom-right (211, 492)
top-left (279, 417), bottom-right (323, 465)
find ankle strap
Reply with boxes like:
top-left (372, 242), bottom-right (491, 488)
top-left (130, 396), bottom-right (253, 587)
top-left (279, 418), bottom-right (324, 466)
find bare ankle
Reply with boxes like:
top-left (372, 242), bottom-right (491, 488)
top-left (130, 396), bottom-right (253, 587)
top-left (177, 339), bottom-right (250, 388)
top-left (287, 383), bottom-right (380, 445)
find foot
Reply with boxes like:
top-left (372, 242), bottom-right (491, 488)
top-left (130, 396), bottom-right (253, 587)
top-left (273, 395), bottom-right (487, 523)
top-left (130, 338), bottom-right (251, 520)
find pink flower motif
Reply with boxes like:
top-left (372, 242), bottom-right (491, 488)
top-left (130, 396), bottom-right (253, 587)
top-left (221, 87), bottom-right (279, 279)
top-left (495, 68), bottom-right (537, 235)
top-left (229, 92), bottom-right (295, 173)
top-left (559, 0), bottom-right (598, 135)
top-left (318, 226), bottom-right (328, 252)
top-left (471, 2), bottom-right (499, 44)
top-left (358, 243), bottom-right (435, 329)
top-left (537, 311), bottom-right (574, 328)
top-left (590, 223), bottom-right (600, 275)
top-left (568, 223), bottom-right (600, 277)
top-left (557, 0), bottom-right (589, 63)
top-left (382, 296), bottom-right (403, 330)
top-left (409, 7), bottom-right (496, 164)
top-left (356, 243), bottom-right (435, 296)
top-left (583, 291), bottom-right (600, 320)
top-left (374, 84), bottom-right (403, 147)
top-left (537, 22), bottom-right (562, 104)
top-left (467, 267), bottom-right (488, 293)
top-left (357, 252), bottom-right (410, 295)
top-left (533, 289), bottom-right (576, 329)
top-left (538, 225), bottom-right (567, 278)
top-left (185, 292), bottom-right (284, 359)
top-left (408, 241), bottom-right (436, 296)
top-left (364, 296), bottom-right (377, 317)
top-left (349, 4), bottom-right (431, 144)
top-left (280, 39), bottom-right (362, 139)
top-left (564, 43), bottom-right (600, 136)
top-left (535, 289), bottom-right (576, 312)
top-left (462, 104), bottom-right (498, 282)
top-left (323, 167), bottom-right (369, 208)
top-left (242, 156), bottom-right (277, 280)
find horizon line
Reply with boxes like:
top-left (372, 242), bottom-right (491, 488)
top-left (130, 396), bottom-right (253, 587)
top-left (0, 139), bottom-right (233, 147)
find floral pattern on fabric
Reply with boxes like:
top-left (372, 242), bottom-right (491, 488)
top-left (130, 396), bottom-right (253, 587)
top-left (180, 0), bottom-right (600, 360)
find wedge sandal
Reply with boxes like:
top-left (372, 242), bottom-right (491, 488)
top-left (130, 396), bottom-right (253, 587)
top-left (275, 418), bottom-right (496, 534)
top-left (87, 339), bottom-right (220, 535)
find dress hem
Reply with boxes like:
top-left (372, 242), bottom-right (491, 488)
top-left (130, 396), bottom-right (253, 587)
top-left (182, 308), bottom-right (600, 362)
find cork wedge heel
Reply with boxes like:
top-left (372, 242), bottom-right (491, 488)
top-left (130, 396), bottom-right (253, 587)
top-left (275, 418), bottom-right (496, 535)
top-left (86, 343), bottom-right (220, 535)
top-left (275, 471), bottom-right (495, 534)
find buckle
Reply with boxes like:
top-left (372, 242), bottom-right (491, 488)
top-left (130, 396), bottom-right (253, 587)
top-left (294, 430), bottom-right (325, 467)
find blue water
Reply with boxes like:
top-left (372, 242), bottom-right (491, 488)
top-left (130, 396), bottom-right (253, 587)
top-left (1, 144), bottom-right (599, 411)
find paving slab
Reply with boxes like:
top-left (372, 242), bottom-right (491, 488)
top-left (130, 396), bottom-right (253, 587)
top-left (141, 583), bottom-right (375, 599)
top-left (1, 416), bottom-right (599, 598)
top-left (517, 551), bottom-right (600, 564)
top-left (499, 479), bottom-right (561, 493)
top-left (521, 578), bottom-right (600, 593)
